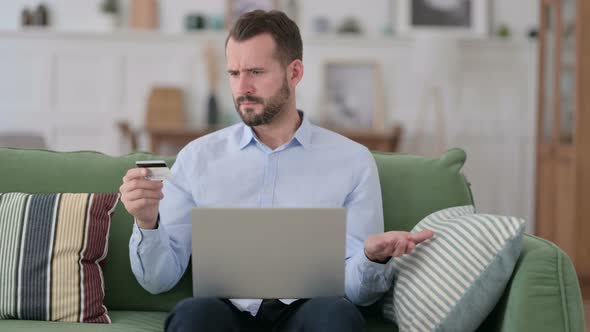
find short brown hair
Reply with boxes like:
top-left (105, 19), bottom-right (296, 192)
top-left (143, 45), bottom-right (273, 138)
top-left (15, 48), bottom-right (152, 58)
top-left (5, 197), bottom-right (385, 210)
top-left (226, 10), bottom-right (303, 66)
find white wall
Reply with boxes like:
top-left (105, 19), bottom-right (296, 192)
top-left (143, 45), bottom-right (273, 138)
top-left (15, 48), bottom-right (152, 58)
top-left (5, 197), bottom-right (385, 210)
top-left (0, 0), bottom-right (538, 39)
top-left (0, 30), bottom-right (538, 231)
top-left (0, 1), bottom-right (540, 228)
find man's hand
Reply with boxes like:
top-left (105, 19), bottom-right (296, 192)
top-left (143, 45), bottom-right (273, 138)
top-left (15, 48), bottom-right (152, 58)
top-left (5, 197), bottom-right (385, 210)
top-left (119, 168), bottom-right (164, 229)
top-left (364, 230), bottom-right (435, 263)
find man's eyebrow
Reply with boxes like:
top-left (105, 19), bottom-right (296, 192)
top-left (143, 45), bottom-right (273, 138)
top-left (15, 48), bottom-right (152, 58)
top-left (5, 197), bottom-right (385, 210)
top-left (226, 67), bottom-right (265, 72)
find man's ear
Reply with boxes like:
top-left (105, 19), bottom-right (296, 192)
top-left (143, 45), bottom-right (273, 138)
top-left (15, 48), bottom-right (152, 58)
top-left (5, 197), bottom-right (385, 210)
top-left (288, 59), bottom-right (304, 85)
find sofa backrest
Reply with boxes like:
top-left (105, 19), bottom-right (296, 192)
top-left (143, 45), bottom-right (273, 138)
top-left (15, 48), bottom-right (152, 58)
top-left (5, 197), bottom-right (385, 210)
top-left (374, 148), bottom-right (474, 232)
top-left (0, 148), bottom-right (186, 312)
top-left (0, 147), bottom-right (473, 312)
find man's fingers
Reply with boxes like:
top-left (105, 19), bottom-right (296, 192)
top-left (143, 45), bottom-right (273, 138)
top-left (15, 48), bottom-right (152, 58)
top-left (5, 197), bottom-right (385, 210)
top-left (384, 240), bottom-right (396, 256)
top-left (366, 230), bottom-right (434, 262)
top-left (409, 230), bottom-right (434, 243)
top-left (129, 179), bottom-right (163, 190)
top-left (406, 242), bottom-right (416, 255)
top-left (123, 168), bottom-right (150, 182)
top-left (393, 240), bottom-right (407, 257)
top-left (120, 179), bottom-right (163, 195)
top-left (124, 188), bottom-right (164, 201)
top-left (126, 198), bottom-right (161, 210)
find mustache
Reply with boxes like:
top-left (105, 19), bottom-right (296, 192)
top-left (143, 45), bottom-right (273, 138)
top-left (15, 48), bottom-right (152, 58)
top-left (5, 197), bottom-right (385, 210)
top-left (236, 95), bottom-right (264, 104)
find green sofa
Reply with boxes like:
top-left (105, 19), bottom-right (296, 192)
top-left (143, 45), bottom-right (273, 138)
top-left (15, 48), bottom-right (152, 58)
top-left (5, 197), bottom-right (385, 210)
top-left (0, 147), bottom-right (585, 331)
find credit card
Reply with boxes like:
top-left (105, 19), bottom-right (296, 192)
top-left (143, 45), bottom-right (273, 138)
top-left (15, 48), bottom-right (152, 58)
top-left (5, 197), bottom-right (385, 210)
top-left (135, 160), bottom-right (173, 181)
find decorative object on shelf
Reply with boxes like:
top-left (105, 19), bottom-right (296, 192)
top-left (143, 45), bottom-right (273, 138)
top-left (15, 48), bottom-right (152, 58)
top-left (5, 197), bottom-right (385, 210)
top-left (211, 14), bottom-right (225, 30)
top-left (145, 87), bottom-right (186, 130)
top-left (130, 0), bottom-right (159, 30)
top-left (225, 0), bottom-right (277, 29)
top-left (185, 14), bottom-right (206, 30)
top-left (407, 32), bottom-right (459, 157)
top-left (313, 16), bottom-right (331, 34)
top-left (383, 0), bottom-right (395, 36)
top-left (321, 61), bottom-right (384, 132)
top-left (337, 17), bottom-right (363, 34)
top-left (527, 27), bottom-right (538, 39)
top-left (207, 94), bottom-right (219, 127)
top-left (496, 24), bottom-right (511, 39)
top-left (33, 3), bottom-right (50, 27)
top-left (99, 0), bottom-right (120, 29)
top-left (382, 25), bottom-right (394, 36)
top-left (21, 7), bottom-right (34, 27)
top-left (397, 0), bottom-right (488, 37)
top-left (204, 42), bottom-right (220, 128)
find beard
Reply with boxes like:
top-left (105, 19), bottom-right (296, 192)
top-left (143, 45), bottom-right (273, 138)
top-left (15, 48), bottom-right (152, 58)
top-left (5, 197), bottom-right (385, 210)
top-left (234, 76), bottom-right (290, 127)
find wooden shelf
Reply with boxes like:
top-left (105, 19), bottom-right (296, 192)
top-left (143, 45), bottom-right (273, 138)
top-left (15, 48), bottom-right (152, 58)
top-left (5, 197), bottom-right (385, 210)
top-left (118, 123), bottom-right (403, 155)
top-left (0, 29), bottom-right (537, 51)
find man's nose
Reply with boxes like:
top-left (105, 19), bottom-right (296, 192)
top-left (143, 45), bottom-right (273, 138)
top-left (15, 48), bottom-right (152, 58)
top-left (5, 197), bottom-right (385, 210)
top-left (238, 75), bottom-right (254, 95)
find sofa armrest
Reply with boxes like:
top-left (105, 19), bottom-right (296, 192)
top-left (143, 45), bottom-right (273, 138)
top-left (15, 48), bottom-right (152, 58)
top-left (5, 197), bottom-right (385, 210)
top-left (478, 234), bottom-right (586, 332)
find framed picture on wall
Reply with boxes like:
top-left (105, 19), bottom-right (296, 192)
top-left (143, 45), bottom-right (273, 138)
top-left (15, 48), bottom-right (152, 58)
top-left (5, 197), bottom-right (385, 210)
top-left (225, 0), bottom-right (278, 29)
top-left (321, 61), bottom-right (385, 132)
top-left (397, 0), bottom-right (489, 36)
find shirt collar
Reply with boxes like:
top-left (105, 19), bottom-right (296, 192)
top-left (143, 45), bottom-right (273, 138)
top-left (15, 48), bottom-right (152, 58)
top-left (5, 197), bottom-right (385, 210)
top-left (239, 110), bottom-right (311, 150)
top-left (292, 110), bottom-right (311, 148)
top-left (239, 124), bottom-right (256, 149)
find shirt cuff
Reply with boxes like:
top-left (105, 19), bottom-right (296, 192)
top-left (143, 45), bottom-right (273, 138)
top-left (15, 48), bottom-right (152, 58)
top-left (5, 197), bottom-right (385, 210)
top-left (349, 250), bottom-right (397, 289)
top-left (132, 218), bottom-right (170, 255)
top-left (358, 251), bottom-right (396, 277)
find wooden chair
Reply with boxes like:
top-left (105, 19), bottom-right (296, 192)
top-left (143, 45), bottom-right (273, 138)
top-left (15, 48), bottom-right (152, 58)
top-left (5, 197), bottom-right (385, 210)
top-left (117, 121), bottom-right (139, 152)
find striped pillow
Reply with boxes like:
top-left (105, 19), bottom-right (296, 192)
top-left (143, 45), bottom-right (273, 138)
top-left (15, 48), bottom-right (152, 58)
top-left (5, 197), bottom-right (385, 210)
top-left (382, 205), bottom-right (525, 332)
top-left (0, 192), bottom-right (120, 323)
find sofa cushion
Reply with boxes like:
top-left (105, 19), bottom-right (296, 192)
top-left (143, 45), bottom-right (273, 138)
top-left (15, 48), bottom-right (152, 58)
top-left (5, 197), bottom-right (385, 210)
top-left (382, 205), bottom-right (525, 332)
top-left (0, 310), bottom-right (167, 332)
top-left (0, 192), bottom-right (119, 323)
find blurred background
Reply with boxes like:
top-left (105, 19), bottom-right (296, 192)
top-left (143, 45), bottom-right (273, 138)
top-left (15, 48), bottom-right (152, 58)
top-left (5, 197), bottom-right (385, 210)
top-left (0, 0), bottom-right (588, 315)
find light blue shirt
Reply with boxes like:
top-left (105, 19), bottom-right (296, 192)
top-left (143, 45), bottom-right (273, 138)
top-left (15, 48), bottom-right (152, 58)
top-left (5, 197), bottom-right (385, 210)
top-left (129, 111), bottom-right (396, 316)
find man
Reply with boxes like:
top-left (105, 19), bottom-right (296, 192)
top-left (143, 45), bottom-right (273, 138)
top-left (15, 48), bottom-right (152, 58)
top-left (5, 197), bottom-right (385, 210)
top-left (120, 10), bottom-right (433, 332)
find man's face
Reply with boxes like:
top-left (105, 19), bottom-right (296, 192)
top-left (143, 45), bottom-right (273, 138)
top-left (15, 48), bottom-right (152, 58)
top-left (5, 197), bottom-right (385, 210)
top-left (226, 34), bottom-right (291, 127)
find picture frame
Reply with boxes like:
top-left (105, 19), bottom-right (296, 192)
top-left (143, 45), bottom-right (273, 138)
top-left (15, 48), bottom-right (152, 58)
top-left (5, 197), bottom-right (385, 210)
top-left (321, 61), bottom-right (385, 132)
top-left (397, 0), bottom-right (489, 36)
top-left (225, 0), bottom-right (278, 29)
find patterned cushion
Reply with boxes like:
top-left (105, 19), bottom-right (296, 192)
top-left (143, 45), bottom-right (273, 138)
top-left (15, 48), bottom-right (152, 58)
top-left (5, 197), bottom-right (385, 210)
top-left (0, 193), bottom-right (120, 323)
top-left (382, 205), bottom-right (525, 332)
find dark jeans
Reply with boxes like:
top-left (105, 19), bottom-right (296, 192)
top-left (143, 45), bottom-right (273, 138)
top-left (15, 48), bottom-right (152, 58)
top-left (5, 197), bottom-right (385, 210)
top-left (165, 297), bottom-right (366, 332)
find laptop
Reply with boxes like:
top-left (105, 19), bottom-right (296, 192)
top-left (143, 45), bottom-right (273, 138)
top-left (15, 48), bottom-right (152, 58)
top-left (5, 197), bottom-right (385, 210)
top-left (191, 208), bottom-right (346, 299)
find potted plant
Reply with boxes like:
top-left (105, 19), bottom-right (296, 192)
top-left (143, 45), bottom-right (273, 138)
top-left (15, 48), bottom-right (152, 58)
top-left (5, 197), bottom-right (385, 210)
top-left (99, 0), bottom-right (120, 30)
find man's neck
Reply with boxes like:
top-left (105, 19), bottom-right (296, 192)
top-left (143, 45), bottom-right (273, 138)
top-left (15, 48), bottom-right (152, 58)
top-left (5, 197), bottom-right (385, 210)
top-left (252, 108), bottom-right (302, 150)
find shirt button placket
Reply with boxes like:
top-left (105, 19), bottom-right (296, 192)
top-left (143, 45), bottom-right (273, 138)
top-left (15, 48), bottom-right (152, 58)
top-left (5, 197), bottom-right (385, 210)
top-left (261, 153), bottom-right (278, 207)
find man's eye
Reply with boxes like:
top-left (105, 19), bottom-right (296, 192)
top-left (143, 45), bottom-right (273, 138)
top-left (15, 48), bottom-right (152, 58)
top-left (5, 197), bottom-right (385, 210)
top-left (252, 70), bottom-right (262, 75)
top-left (229, 72), bottom-right (238, 77)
